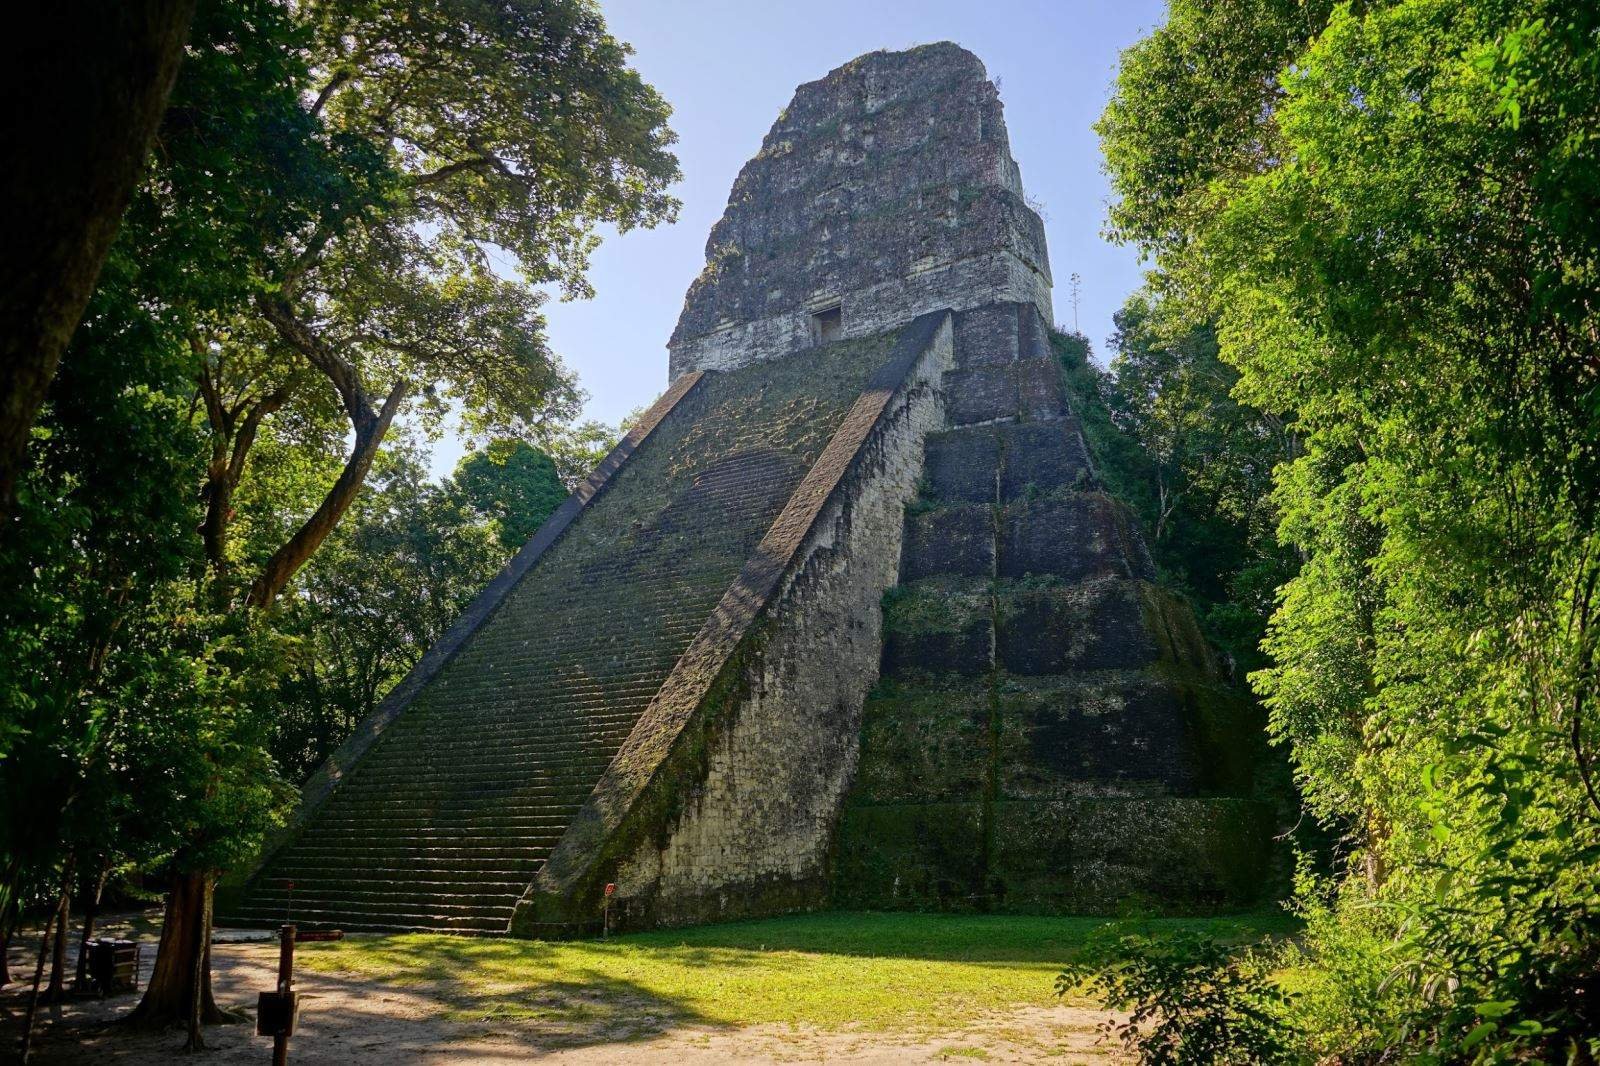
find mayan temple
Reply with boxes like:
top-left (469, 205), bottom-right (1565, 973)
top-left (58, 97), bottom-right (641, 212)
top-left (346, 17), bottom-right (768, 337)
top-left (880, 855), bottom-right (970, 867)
top-left (221, 42), bottom-right (1275, 935)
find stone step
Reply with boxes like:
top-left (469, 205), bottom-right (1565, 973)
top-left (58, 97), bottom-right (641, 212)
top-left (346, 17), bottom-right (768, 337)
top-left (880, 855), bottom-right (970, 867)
top-left (308, 799), bottom-right (583, 819)
top-left (359, 736), bottom-right (633, 765)
top-left (232, 347), bottom-right (856, 928)
top-left (296, 816), bottom-right (573, 836)
top-left (381, 712), bottom-right (645, 737)
top-left (244, 891), bottom-right (520, 917)
top-left (279, 843), bottom-right (557, 864)
top-left (337, 769), bottom-right (609, 795)
top-left (224, 902), bottom-right (510, 934)
top-left (263, 858), bottom-right (541, 880)
top-left (345, 754), bottom-right (616, 779)
top-left (286, 826), bottom-right (566, 847)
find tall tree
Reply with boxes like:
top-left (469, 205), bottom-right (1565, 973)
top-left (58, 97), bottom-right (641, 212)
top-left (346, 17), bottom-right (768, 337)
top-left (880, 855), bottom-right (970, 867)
top-left (196, 0), bottom-right (678, 611)
top-left (1102, 0), bottom-right (1600, 1056)
top-left (1103, 293), bottom-right (1297, 671)
top-left (0, 1), bottom-right (196, 516)
top-left (131, 0), bottom-right (680, 1032)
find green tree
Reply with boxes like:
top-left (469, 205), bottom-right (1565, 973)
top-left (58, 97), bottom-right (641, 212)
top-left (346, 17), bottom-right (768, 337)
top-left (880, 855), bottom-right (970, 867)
top-left (0, 218), bottom-right (288, 1051)
top-left (4, 0), bottom-right (679, 1041)
top-left (1104, 293), bottom-right (1297, 671)
top-left (153, 0), bottom-right (676, 1031)
top-left (0, 1), bottom-right (196, 517)
top-left (455, 438), bottom-right (568, 551)
top-left (541, 418), bottom-right (625, 488)
top-left (195, 0), bottom-right (678, 610)
top-left (1102, 0), bottom-right (1600, 1057)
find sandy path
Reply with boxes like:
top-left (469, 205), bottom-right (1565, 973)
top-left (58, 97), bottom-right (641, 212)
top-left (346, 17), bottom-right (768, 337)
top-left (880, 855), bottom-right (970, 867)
top-left (2, 923), bottom-right (1121, 1064)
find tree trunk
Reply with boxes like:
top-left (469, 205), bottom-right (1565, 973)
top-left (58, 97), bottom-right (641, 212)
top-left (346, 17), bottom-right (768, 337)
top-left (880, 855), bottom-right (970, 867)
top-left (73, 865), bottom-right (109, 991)
top-left (1, 904), bottom-right (13, 988)
top-left (0, 0), bottom-right (197, 517)
top-left (246, 380), bottom-right (407, 608)
top-left (19, 908), bottom-right (58, 1064)
top-left (44, 888), bottom-right (69, 1004)
top-left (130, 871), bottom-right (225, 1036)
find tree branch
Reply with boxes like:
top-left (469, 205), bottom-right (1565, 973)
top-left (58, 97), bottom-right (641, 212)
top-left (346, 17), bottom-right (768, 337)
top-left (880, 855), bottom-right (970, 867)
top-left (246, 379), bottom-right (406, 609)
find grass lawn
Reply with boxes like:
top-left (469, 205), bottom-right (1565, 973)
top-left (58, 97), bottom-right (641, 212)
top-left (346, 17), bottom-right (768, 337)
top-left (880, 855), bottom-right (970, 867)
top-left (295, 910), bottom-right (1298, 1032)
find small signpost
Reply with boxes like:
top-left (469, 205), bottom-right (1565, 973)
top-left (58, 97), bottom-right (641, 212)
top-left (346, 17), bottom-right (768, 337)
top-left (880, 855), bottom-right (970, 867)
top-left (602, 882), bottom-right (617, 938)
top-left (256, 924), bottom-right (299, 1066)
top-left (255, 924), bottom-right (342, 1065)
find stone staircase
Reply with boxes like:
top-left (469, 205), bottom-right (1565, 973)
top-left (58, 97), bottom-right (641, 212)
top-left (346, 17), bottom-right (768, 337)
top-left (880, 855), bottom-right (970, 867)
top-left (832, 304), bottom-right (1275, 912)
top-left (225, 335), bottom-right (896, 933)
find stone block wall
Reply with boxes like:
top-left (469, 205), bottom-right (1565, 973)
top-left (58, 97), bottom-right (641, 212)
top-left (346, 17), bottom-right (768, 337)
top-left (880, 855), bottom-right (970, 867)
top-left (668, 44), bottom-right (1051, 377)
top-left (830, 302), bottom-right (1278, 914)
top-left (514, 313), bottom-right (955, 933)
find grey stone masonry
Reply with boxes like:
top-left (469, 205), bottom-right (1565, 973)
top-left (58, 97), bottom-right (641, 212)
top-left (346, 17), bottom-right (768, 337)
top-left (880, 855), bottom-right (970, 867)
top-left (669, 43), bottom-right (1051, 378)
top-left (831, 302), bottom-right (1278, 913)
top-left (225, 45), bottom-right (1273, 936)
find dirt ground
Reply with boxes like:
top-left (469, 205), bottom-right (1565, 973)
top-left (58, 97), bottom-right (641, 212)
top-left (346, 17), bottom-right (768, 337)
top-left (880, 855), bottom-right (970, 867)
top-left (1, 916), bottom-right (1123, 1064)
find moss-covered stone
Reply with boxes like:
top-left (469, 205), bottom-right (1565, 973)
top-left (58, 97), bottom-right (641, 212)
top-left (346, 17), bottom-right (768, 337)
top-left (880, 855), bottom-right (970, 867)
top-left (234, 333), bottom-right (900, 933)
top-left (881, 578), bottom-right (993, 679)
top-left (831, 802), bottom-right (986, 910)
top-left (851, 681), bottom-right (992, 803)
top-left (988, 797), bottom-right (1276, 913)
top-left (994, 579), bottom-right (1160, 675)
top-left (828, 303), bottom-right (1281, 918)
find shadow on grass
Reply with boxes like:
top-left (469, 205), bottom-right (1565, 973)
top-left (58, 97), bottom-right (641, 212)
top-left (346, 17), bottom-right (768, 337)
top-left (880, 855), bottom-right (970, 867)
top-left (4, 909), bottom-right (1299, 1060)
top-left (608, 909), bottom-right (1300, 962)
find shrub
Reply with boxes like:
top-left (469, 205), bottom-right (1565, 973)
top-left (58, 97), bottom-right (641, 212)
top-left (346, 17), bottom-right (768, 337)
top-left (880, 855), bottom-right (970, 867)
top-left (1058, 927), bottom-right (1295, 1065)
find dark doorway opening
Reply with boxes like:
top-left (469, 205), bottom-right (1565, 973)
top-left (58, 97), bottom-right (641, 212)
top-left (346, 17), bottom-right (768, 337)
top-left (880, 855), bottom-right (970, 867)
top-left (812, 305), bottom-right (843, 345)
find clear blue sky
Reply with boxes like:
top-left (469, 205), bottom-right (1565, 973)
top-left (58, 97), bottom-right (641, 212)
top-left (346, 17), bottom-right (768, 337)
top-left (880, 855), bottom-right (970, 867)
top-left (436, 0), bottom-right (1167, 474)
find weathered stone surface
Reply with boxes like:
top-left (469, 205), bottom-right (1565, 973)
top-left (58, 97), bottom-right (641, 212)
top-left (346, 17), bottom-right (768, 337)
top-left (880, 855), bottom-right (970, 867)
top-left (901, 504), bottom-right (995, 581)
top-left (669, 44), bottom-right (1051, 377)
top-left (882, 579), bottom-right (994, 679)
top-left (236, 42), bottom-right (1273, 937)
top-left (226, 332), bottom-right (900, 934)
top-left (995, 580), bottom-right (1160, 675)
top-left (831, 802), bottom-right (988, 910)
top-left (987, 797), bottom-right (1276, 912)
top-left (953, 303), bottom-right (1023, 369)
top-left (515, 313), bottom-right (955, 933)
top-left (1015, 358), bottom-right (1067, 421)
top-left (998, 420), bottom-right (1095, 501)
top-left (923, 428), bottom-right (1001, 503)
top-left (1000, 496), bottom-right (1158, 582)
top-left (830, 266), bottom-right (1276, 914)
top-left (832, 795), bottom-right (1276, 913)
top-left (848, 682), bottom-right (993, 804)
top-left (997, 675), bottom-right (1200, 796)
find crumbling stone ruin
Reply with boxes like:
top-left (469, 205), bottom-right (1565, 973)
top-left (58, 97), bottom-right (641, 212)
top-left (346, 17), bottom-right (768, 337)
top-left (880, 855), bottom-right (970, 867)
top-left (221, 42), bottom-right (1275, 935)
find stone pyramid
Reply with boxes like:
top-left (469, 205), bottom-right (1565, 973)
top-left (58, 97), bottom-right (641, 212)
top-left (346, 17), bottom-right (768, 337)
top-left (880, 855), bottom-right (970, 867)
top-left (221, 43), bottom-right (1274, 935)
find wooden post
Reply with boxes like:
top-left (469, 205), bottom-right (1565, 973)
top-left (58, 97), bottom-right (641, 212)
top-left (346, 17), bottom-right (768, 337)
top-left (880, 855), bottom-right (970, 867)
top-left (274, 923), bottom-right (294, 1066)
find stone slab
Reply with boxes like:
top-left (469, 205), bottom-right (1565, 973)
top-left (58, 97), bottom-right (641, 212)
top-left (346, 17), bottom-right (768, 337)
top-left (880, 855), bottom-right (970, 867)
top-left (999, 494), bottom-right (1157, 583)
top-left (901, 503), bottom-right (996, 581)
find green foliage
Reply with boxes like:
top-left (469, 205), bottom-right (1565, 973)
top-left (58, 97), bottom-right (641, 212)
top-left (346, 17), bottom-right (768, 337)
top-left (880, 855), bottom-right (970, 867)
top-left (455, 439), bottom-right (566, 551)
top-left (0, 202), bottom-right (291, 916)
top-left (1102, 0), bottom-right (1600, 1059)
top-left (540, 418), bottom-right (623, 489)
top-left (1058, 926), bottom-right (1296, 1065)
top-left (1052, 319), bottom-right (1295, 674)
top-left (1, 0), bottom-right (677, 1021)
